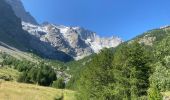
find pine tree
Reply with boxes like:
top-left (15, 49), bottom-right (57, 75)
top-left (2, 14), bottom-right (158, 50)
top-left (77, 49), bottom-right (115, 100)
top-left (127, 42), bottom-right (151, 99)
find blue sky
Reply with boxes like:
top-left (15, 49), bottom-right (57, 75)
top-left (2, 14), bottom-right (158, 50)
top-left (22, 0), bottom-right (170, 40)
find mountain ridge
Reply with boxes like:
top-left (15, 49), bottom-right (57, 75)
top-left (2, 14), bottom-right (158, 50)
top-left (22, 22), bottom-right (123, 59)
top-left (4, 0), bottom-right (123, 60)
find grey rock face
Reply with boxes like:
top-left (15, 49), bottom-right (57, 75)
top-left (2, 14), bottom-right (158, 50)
top-left (5, 0), bottom-right (38, 25)
top-left (22, 22), bottom-right (94, 60)
top-left (40, 24), bottom-right (75, 56)
top-left (22, 22), bottom-right (123, 60)
top-left (0, 0), bottom-right (73, 62)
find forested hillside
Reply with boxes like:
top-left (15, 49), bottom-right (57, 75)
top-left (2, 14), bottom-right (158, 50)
top-left (66, 27), bottom-right (170, 100)
top-left (1, 27), bottom-right (170, 100)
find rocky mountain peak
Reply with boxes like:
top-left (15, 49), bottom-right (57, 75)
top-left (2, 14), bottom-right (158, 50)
top-left (5, 0), bottom-right (123, 60)
top-left (22, 22), bottom-right (123, 60)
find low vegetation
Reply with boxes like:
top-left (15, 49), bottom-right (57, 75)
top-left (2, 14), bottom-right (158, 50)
top-left (0, 67), bottom-right (20, 81)
top-left (0, 57), bottom-right (75, 100)
top-left (0, 81), bottom-right (75, 100)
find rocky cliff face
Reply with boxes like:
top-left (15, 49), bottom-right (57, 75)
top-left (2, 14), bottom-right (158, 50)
top-left (0, 0), bottom-right (73, 62)
top-left (5, 0), bottom-right (38, 25)
top-left (22, 22), bottom-right (123, 59)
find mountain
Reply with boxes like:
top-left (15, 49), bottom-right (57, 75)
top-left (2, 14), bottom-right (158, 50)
top-left (22, 22), bottom-right (123, 60)
top-left (5, 0), bottom-right (38, 25)
top-left (0, 0), bottom-right (73, 62)
top-left (0, 0), bottom-right (29, 49)
top-left (4, 0), bottom-right (123, 60)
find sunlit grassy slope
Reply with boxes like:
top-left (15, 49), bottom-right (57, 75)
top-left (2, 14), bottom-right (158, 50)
top-left (0, 67), bottom-right (20, 81)
top-left (0, 67), bottom-right (75, 100)
top-left (0, 81), bottom-right (75, 100)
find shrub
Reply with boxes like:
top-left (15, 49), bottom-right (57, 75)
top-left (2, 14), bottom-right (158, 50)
top-left (52, 78), bottom-right (65, 89)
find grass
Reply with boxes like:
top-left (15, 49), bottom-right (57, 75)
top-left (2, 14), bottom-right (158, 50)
top-left (0, 67), bottom-right (20, 81)
top-left (162, 92), bottom-right (170, 96)
top-left (0, 81), bottom-right (75, 100)
top-left (0, 67), bottom-right (76, 100)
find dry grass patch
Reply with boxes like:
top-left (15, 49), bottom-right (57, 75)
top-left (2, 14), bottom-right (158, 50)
top-left (0, 81), bottom-right (75, 100)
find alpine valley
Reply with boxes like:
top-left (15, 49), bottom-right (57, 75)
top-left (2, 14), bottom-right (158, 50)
top-left (0, 0), bottom-right (170, 100)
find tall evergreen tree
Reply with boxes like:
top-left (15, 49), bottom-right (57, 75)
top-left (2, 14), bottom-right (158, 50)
top-left (77, 49), bottom-right (115, 100)
top-left (77, 42), bottom-right (151, 100)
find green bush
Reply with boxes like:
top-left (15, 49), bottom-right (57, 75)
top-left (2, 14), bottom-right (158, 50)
top-left (148, 86), bottom-right (162, 100)
top-left (18, 64), bottom-right (57, 86)
top-left (52, 78), bottom-right (65, 89)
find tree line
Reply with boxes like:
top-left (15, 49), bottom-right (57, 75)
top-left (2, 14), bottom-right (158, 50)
top-left (75, 40), bottom-right (167, 100)
top-left (1, 54), bottom-right (65, 88)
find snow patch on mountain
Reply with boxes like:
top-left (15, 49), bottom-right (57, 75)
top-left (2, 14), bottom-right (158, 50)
top-left (22, 22), bottom-right (123, 60)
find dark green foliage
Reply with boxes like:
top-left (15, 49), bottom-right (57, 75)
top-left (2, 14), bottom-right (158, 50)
top-left (124, 28), bottom-right (170, 99)
top-left (111, 42), bottom-right (152, 99)
top-left (126, 42), bottom-right (151, 97)
top-left (66, 55), bottom-right (94, 90)
top-left (1, 54), bottom-right (32, 72)
top-left (52, 78), bottom-right (65, 89)
top-left (18, 63), bottom-right (57, 86)
top-left (2, 54), bottom-right (57, 86)
top-left (77, 49), bottom-right (115, 100)
top-left (148, 36), bottom-right (170, 96)
top-left (74, 27), bottom-right (170, 99)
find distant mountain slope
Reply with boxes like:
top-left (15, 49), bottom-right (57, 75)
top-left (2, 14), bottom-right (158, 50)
top-left (0, 0), bottom-right (29, 49)
top-left (5, 0), bottom-right (38, 25)
top-left (0, 0), bottom-right (73, 62)
top-left (130, 26), bottom-right (170, 46)
top-left (0, 42), bottom-right (36, 62)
